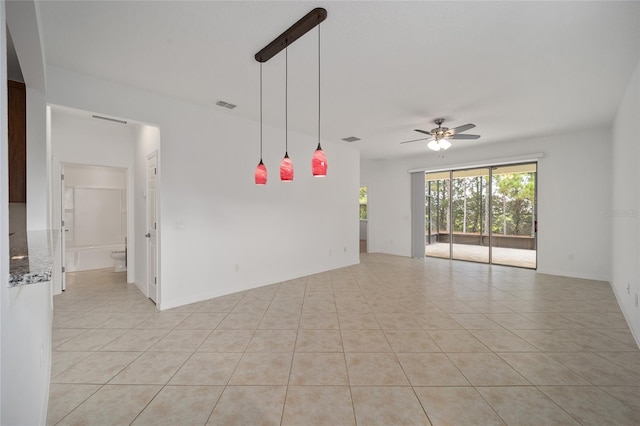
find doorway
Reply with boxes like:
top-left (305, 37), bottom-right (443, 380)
top-left (425, 162), bottom-right (537, 269)
top-left (61, 164), bottom-right (128, 279)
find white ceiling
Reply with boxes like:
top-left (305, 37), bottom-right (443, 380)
top-left (38, 1), bottom-right (640, 160)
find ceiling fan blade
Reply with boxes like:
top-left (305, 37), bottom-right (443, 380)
top-left (449, 123), bottom-right (476, 134)
top-left (400, 137), bottom-right (432, 144)
top-left (450, 134), bottom-right (480, 140)
top-left (414, 129), bottom-right (433, 136)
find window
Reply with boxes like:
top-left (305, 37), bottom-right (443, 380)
top-left (359, 186), bottom-right (368, 220)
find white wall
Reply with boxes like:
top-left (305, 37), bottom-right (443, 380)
top-left (362, 128), bottom-right (612, 282)
top-left (361, 159), bottom-right (412, 257)
top-left (8, 203), bottom-right (26, 234)
top-left (47, 66), bottom-right (360, 310)
top-left (64, 164), bottom-right (126, 188)
top-left (26, 87), bottom-right (48, 230)
top-left (2, 2), bottom-right (52, 424)
top-left (51, 109), bottom-right (136, 168)
top-left (611, 59), bottom-right (640, 345)
top-left (51, 108), bottom-right (136, 289)
top-left (359, 220), bottom-right (367, 240)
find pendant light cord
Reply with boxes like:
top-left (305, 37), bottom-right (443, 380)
top-left (317, 20), bottom-right (321, 148)
top-left (285, 45), bottom-right (288, 155)
top-left (260, 63), bottom-right (263, 160)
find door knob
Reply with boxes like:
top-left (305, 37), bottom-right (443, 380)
top-left (145, 233), bottom-right (151, 238)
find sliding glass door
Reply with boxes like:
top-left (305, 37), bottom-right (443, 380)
top-left (490, 164), bottom-right (537, 268)
top-left (452, 168), bottom-right (490, 263)
top-left (424, 162), bottom-right (537, 269)
top-left (425, 172), bottom-right (450, 259)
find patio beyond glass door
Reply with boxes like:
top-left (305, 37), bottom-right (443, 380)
top-left (451, 168), bottom-right (490, 263)
top-left (424, 162), bottom-right (537, 269)
top-left (490, 164), bottom-right (537, 268)
top-left (425, 172), bottom-right (450, 259)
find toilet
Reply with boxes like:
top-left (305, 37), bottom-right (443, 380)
top-left (111, 249), bottom-right (127, 272)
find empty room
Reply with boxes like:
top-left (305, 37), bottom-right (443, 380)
top-left (2, 1), bottom-right (640, 425)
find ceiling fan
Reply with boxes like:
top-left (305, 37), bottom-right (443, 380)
top-left (400, 118), bottom-right (480, 151)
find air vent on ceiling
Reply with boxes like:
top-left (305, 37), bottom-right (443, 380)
top-left (216, 100), bottom-right (237, 109)
top-left (92, 115), bottom-right (127, 125)
top-left (342, 136), bottom-right (361, 143)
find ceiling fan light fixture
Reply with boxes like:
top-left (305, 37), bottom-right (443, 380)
top-left (427, 140), bottom-right (440, 151)
top-left (400, 118), bottom-right (480, 150)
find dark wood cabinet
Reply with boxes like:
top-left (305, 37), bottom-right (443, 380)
top-left (8, 80), bottom-right (26, 203)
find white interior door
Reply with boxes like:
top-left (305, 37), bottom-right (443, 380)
top-left (60, 167), bottom-right (67, 291)
top-left (147, 154), bottom-right (158, 303)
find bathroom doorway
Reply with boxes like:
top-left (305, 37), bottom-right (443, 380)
top-left (61, 163), bottom-right (129, 279)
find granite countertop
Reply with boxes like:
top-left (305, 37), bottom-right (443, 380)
top-left (9, 230), bottom-right (57, 287)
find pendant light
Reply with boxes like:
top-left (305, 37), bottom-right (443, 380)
top-left (254, 8), bottom-right (327, 183)
top-left (254, 63), bottom-right (267, 185)
top-left (280, 46), bottom-right (294, 181)
top-left (311, 20), bottom-right (327, 177)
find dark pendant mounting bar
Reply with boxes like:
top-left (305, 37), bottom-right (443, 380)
top-left (255, 8), bottom-right (327, 63)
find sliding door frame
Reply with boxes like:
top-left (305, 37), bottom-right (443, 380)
top-left (424, 161), bottom-right (537, 269)
top-left (488, 168), bottom-right (493, 265)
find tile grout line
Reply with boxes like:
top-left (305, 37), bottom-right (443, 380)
top-left (279, 275), bottom-right (307, 425)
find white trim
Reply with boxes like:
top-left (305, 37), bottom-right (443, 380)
top-left (407, 152), bottom-right (545, 174)
top-left (66, 185), bottom-right (126, 191)
top-left (610, 282), bottom-right (640, 349)
top-left (536, 267), bottom-right (610, 284)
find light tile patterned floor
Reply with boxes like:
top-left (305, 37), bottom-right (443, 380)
top-left (48, 253), bottom-right (640, 425)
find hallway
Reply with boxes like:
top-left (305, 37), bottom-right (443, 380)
top-left (48, 254), bottom-right (640, 425)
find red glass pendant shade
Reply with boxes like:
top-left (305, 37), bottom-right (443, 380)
top-left (254, 160), bottom-right (267, 185)
top-left (312, 144), bottom-right (327, 177)
top-left (280, 154), bottom-right (294, 181)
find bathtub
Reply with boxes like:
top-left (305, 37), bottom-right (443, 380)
top-left (65, 243), bottom-right (125, 272)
